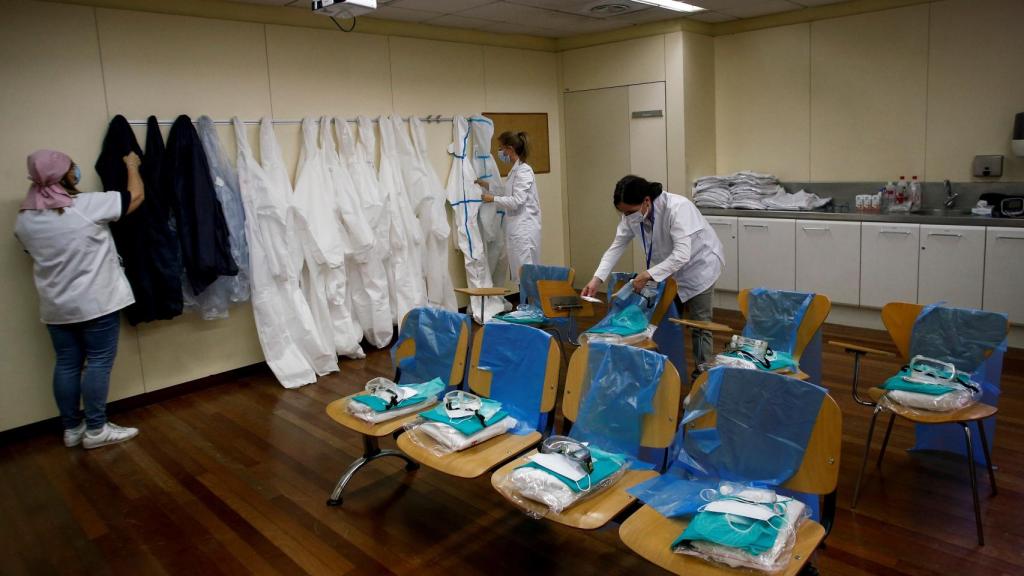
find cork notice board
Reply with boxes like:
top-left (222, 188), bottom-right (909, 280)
top-left (481, 112), bottom-right (550, 177)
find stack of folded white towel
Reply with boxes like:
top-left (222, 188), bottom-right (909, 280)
top-left (692, 171), bottom-right (830, 211)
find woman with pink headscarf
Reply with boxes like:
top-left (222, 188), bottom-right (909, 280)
top-left (15, 149), bottom-right (144, 449)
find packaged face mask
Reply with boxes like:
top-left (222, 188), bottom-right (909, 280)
top-left (529, 452), bottom-right (588, 482)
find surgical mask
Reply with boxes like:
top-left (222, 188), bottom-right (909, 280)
top-left (497, 149), bottom-right (511, 164)
top-left (624, 201), bottom-right (649, 226)
top-left (72, 165), bottom-right (81, 184)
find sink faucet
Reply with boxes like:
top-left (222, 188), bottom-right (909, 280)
top-left (944, 180), bottom-right (959, 209)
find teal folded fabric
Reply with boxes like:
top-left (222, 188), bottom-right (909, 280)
top-left (673, 506), bottom-right (782, 556)
top-left (587, 304), bottom-right (649, 336)
top-left (516, 447), bottom-right (627, 493)
top-left (350, 378), bottom-right (445, 412)
top-left (882, 374), bottom-right (956, 396)
top-left (419, 399), bottom-right (509, 435)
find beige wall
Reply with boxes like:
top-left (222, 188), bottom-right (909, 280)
top-left (0, 0), bottom-right (564, 431)
top-left (714, 0), bottom-right (1024, 182)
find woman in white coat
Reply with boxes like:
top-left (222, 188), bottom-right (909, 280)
top-left (476, 131), bottom-right (541, 287)
top-left (581, 174), bottom-right (725, 371)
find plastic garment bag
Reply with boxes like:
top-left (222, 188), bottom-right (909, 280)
top-left (378, 116), bottom-right (428, 324)
top-left (572, 342), bottom-right (664, 464)
top-left (293, 117), bottom-right (364, 359)
top-left (469, 116), bottom-right (509, 289)
top-left (742, 288), bottom-right (813, 358)
top-left (338, 118), bottom-right (393, 347)
top-left (477, 322), bottom-right (550, 434)
top-left (233, 117), bottom-right (337, 387)
top-left (588, 277), bottom-right (666, 336)
top-left (445, 116), bottom-right (505, 323)
top-left (186, 116), bottom-right (251, 320)
top-left (410, 117), bottom-right (458, 311)
top-left (392, 307), bottom-right (469, 386)
top-left (907, 304), bottom-right (1008, 456)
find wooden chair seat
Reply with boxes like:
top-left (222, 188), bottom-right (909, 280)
top-left (490, 449), bottom-right (659, 530)
top-left (618, 504), bottom-right (825, 576)
top-left (326, 395), bottom-right (431, 438)
top-left (634, 338), bottom-right (658, 350)
top-left (867, 388), bottom-right (998, 424)
top-left (396, 430), bottom-right (542, 479)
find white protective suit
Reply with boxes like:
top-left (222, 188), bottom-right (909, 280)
top-left (293, 117), bottom-right (364, 359)
top-left (356, 116), bottom-right (399, 324)
top-left (492, 158), bottom-right (542, 286)
top-left (445, 116), bottom-right (505, 323)
top-left (232, 117), bottom-right (337, 387)
top-left (378, 115), bottom-right (428, 324)
top-left (470, 116), bottom-right (509, 289)
top-left (410, 117), bottom-right (457, 310)
top-left (336, 118), bottom-right (393, 347)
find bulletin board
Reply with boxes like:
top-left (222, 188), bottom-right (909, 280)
top-left (481, 112), bottom-right (550, 177)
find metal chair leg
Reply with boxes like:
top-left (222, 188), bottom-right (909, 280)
top-left (849, 351), bottom-right (875, 407)
top-left (976, 419), bottom-right (997, 496)
top-left (876, 413), bottom-right (896, 469)
top-left (327, 436), bottom-right (419, 507)
top-left (852, 405), bottom-right (883, 509)
top-left (961, 423), bottom-right (984, 546)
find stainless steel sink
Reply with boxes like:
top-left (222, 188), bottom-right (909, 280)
top-left (910, 208), bottom-right (973, 216)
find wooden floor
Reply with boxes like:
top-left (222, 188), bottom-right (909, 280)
top-left (1, 311), bottom-right (1022, 575)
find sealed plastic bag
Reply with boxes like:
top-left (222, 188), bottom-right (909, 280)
top-left (878, 355), bottom-right (982, 412)
top-left (392, 307), bottom-right (469, 386)
top-left (494, 445), bottom-right (629, 518)
top-left (403, 394), bottom-right (519, 456)
top-left (345, 377), bottom-right (444, 424)
top-left (586, 277), bottom-right (664, 338)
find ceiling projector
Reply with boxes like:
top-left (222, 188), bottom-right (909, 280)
top-left (311, 0), bottom-right (377, 18)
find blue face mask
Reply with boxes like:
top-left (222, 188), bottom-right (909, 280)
top-left (497, 149), bottom-right (511, 164)
top-left (72, 164), bottom-right (81, 184)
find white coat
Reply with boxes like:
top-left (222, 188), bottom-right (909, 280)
top-left (410, 117), bottom-right (457, 311)
top-left (594, 191), bottom-right (724, 302)
top-left (232, 117), bottom-right (336, 387)
top-left (492, 159), bottom-right (542, 285)
top-left (337, 118), bottom-right (393, 348)
top-left (445, 116), bottom-right (505, 323)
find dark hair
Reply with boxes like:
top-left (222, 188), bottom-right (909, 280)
top-left (613, 174), bottom-right (663, 207)
top-left (498, 131), bottom-right (529, 161)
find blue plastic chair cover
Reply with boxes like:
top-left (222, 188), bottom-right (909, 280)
top-left (477, 322), bottom-right (551, 435)
top-left (588, 275), bottom-right (666, 336)
top-left (906, 304), bottom-right (1008, 457)
top-left (743, 288), bottom-right (813, 357)
top-left (519, 264), bottom-right (570, 309)
top-left (629, 367), bottom-right (826, 518)
top-left (391, 307), bottom-right (469, 386)
top-left (572, 342), bottom-right (664, 468)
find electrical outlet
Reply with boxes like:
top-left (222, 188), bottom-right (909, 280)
top-left (972, 155), bottom-right (1003, 177)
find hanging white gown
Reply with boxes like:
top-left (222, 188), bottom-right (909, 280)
top-left (470, 116), bottom-right (510, 290)
top-left (337, 118), bottom-right (393, 347)
top-left (234, 117), bottom-right (336, 387)
top-left (445, 116), bottom-right (504, 323)
top-left (409, 117), bottom-right (457, 310)
top-left (293, 117), bottom-right (364, 360)
top-left (378, 115), bottom-right (428, 324)
top-left (356, 116), bottom-right (399, 324)
top-left (390, 116), bottom-right (435, 306)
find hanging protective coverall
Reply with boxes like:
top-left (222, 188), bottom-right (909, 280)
top-left (356, 115), bottom-right (398, 324)
top-left (95, 114), bottom-right (183, 325)
top-left (378, 115), bottom-right (428, 324)
top-left (187, 115), bottom-right (251, 320)
top-left (233, 117), bottom-right (336, 387)
top-left (410, 117), bottom-right (458, 310)
top-left (337, 118), bottom-right (393, 347)
top-left (164, 115), bottom-right (238, 296)
top-left (292, 117), bottom-right (364, 360)
top-left (259, 117), bottom-right (338, 377)
top-left (470, 116), bottom-right (509, 289)
top-left (445, 116), bottom-right (504, 323)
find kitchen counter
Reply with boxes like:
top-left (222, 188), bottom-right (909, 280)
top-left (698, 207), bottom-right (1024, 227)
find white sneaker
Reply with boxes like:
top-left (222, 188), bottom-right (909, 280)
top-left (82, 422), bottom-right (139, 449)
top-left (63, 422), bottom-right (87, 447)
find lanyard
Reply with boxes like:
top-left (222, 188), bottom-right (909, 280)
top-left (639, 202), bottom-right (654, 268)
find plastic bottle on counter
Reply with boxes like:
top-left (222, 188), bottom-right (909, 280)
top-left (879, 187), bottom-right (889, 213)
top-left (884, 182), bottom-right (896, 213)
top-left (909, 176), bottom-right (922, 212)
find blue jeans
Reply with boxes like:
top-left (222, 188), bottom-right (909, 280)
top-left (46, 311), bottom-right (121, 430)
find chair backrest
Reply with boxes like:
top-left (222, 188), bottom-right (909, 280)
top-left (518, 264), bottom-right (575, 308)
top-left (467, 324), bottom-right (560, 414)
top-left (880, 301), bottom-right (926, 361)
top-left (738, 288), bottom-right (831, 362)
top-left (685, 371), bottom-right (842, 495)
top-left (393, 308), bottom-right (471, 386)
top-left (882, 301), bottom-right (1008, 368)
top-left (562, 343), bottom-right (681, 449)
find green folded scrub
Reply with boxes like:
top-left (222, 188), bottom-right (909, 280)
top-left (673, 499), bottom-right (792, 556)
top-left (350, 378), bottom-right (445, 412)
top-left (419, 399), bottom-right (509, 435)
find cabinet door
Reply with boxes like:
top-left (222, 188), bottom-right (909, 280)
top-left (983, 227), bottom-right (1024, 324)
top-left (919, 225), bottom-right (985, 308)
top-left (796, 220), bottom-right (860, 305)
top-left (738, 218), bottom-right (795, 291)
top-left (860, 223), bottom-right (919, 308)
top-left (706, 216), bottom-right (738, 291)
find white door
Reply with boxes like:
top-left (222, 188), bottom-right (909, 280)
top-left (627, 83), bottom-right (668, 274)
top-left (738, 218), bottom-right (795, 291)
top-left (983, 227), bottom-right (1024, 324)
top-left (706, 216), bottom-right (738, 291)
top-left (860, 223), bottom-right (920, 308)
top-left (796, 220), bottom-right (861, 305)
top-left (919, 225), bottom-right (986, 308)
